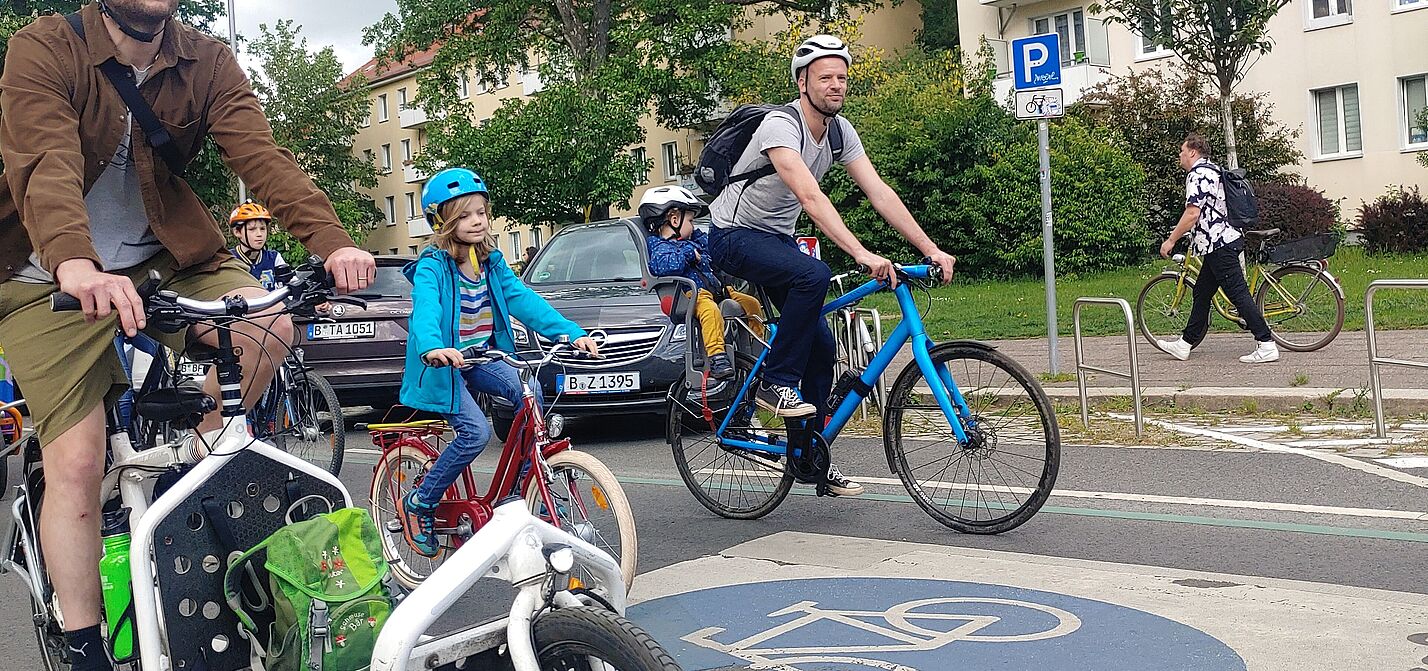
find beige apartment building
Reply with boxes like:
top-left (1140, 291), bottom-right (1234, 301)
top-left (958, 0), bottom-right (1428, 211)
top-left (346, 2), bottom-right (924, 257)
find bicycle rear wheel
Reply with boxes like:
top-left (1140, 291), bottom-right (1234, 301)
top-left (272, 370), bottom-right (344, 476)
top-left (1136, 273), bottom-right (1194, 346)
top-left (525, 450), bottom-right (638, 593)
top-left (885, 343), bottom-right (1060, 534)
top-left (533, 606), bottom-right (681, 671)
top-left (668, 351), bottom-right (793, 520)
top-left (1256, 265), bottom-right (1345, 352)
top-left (369, 447), bottom-right (444, 589)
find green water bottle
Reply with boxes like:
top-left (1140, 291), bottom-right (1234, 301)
top-left (99, 507), bottom-right (136, 662)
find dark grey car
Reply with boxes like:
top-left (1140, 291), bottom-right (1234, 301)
top-left (293, 255), bottom-right (413, 409)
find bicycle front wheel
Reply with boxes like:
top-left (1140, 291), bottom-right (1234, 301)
top-left (273, 370), bottom-right (345, 476)
top-left (525, 450), bottom-right (638, 593)
top-left (885, 343), bottom-right (1060, 534)
top-left (533, 606), bottom-right (681, 671)
top-left (668, 351), bottom-right (793, 520)
top-left (1256, 265), bottom-right (1345, 352)
top-left (1136, 273), bottom-right (1194, 346)
top-left (369, 447), bottom-right (444, 589)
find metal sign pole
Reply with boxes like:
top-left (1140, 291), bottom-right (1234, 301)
top-left (1038, 119), bottom-right (1058, 373)
top-left (227, 0), bottom-right (246, 202)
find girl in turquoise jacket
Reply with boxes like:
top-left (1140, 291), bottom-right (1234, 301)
top-left (398, 168), bottom-right (597, 556)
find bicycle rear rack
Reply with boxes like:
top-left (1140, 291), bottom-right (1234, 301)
top-left (1365, 279), bottom-right (1428, 438)
top-left (1072, 297), bottom-right (1143, 438)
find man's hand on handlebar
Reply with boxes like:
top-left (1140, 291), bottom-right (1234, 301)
top-left (422, 347), bottom-right (465, 368)
top-left (927, 250), bottom-right (957, 285)
top-left (325, 247), bottom-right (377, 295)
top-left (572, 336), bottom-right (601, 358)
top-left (854, 250), bottom-right (897, 288)
top-left (55, 258), bottom-right (146, 336)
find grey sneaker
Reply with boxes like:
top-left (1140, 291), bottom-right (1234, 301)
top-left (708, 353), bottom-right (734, 380)
top-left (825, 464), bottom-right (864, 497)
top-left (755, 382), bottom-right (816, 418)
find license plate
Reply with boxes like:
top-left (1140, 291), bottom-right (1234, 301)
top-left (308, 321), bottom-right (376, 340)
top-left (557, 372), bottom-right (640, 394)
top-left (177, 362), bottom-right (206, 378)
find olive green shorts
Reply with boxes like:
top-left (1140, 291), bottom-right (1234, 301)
top-left (0, 251), bottom-right (260, 445)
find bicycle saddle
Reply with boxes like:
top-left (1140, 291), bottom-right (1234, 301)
top-left (1245, 228), bottom-right (1281, 237)
top-left (135, 384), bottom-right (216, 425)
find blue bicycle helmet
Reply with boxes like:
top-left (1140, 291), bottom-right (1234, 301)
top-left (421, 168), bottom-right (489, 230)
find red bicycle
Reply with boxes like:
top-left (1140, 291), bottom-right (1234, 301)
top-left (365, 343), bottom-right (638, 591)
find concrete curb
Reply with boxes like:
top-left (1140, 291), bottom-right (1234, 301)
top-left (1043, 385), bottom-right (1428, 414)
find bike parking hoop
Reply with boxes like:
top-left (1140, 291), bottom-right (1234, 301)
top-left (1072, 297), bottom-right (1143, 438)
top-left (1365, 279), bottom-right (1428, 438)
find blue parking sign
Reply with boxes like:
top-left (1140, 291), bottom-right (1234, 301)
top-left (1012, 33), bottom-right (1062, 90)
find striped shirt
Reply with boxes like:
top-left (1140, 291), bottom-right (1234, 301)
top-left (457, 269), bottom-right (494, 349)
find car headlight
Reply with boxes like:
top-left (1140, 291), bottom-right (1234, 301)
top-left (513, 323), bottom-right (530, 346)
top-left (671, 324), bottom-right (687, 342)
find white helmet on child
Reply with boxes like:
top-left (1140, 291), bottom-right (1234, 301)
top-left (638, 186), bottom-right (706, 233)
top-left (791, 35), bottom-right (852, 83)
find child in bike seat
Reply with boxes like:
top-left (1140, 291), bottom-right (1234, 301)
top-left (228, 200), bottom-right (288, 290)
top-left (641, 186), bottom-right (765, 380)
top-left (398, 168), bottom-right (600, 557)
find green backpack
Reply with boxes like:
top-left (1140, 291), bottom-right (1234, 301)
top-left (225, 507), bottom-right (395, 671)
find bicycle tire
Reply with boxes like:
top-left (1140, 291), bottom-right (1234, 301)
top-left (884, 343), bottom-right (1060, 534)
top-left (1136, 273), bottom-right (1194, 347)
top-left (1256, 264), bottom-right (1345, 352)
top-left (272, 370), bottom-right (345, 476)
top-left (532, 605), bottom-right (681, 671)
top-left (668, 351), bottom-right (793, 520)
top-left (369, 447), bottom-right (443, 589)
top-left (525, 450), bottom-right (639, 594)
top-left (31, 594), bottom-right (70, 671)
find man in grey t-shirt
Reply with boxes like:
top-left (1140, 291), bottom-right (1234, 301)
top-left (707, 35), bottom-right (957, 497)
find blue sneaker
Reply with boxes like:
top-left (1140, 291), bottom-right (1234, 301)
top-left (400, 491), bottom-right (440, 557)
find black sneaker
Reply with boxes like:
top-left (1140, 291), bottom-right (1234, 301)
top-left (825, 464), bottom-right (864, 497)
top-left (708, 353), bottom-right (734, 380)
top-left (755, 382), bottom-right (816, 418)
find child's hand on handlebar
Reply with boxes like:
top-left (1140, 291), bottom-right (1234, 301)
top-left (571, 336), bottom-right (601, 358)
top-left (422, 347), bottom-right (465, 368)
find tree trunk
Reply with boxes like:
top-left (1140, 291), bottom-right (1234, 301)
top-left (1219, 87), bottom-right (1238, 170)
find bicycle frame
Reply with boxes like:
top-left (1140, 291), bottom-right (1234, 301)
top-left (1164, 249), bottom-right (1336, 323)
top-left (716, 265), bottom-right (974, 455)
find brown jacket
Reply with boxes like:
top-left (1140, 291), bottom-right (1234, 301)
top-left (0, 3), bottom-right (354, 282)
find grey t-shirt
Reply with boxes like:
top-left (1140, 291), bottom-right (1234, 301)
top-left (709, 101), bottom-right (866, 237)
top-left (14, 64), bottom-right (162, 283)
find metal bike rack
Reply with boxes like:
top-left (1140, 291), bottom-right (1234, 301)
top-left (1073, 297), bottom-right (1143, 437)
top-left (832, 307), bottom-right (887, 419)
top-left (1365, 279), bottom-right (1428, 438)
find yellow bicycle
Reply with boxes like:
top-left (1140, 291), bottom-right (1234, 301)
top-left (1136, 228), bottom-right (1346, 352)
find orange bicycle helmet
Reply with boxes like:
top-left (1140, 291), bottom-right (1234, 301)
top-left (229, 200), bottom-right (272, 227)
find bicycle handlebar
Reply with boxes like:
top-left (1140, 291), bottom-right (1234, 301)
top-left (451, 341), bottom-right (597, 371)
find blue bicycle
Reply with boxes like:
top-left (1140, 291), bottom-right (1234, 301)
top-left (661, 262), bottom-right (1061, 533)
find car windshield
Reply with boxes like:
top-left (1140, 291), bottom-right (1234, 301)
top-left (350, 264), bottom-right (411, 298)
top-left (527, 225), bottom-right (645, 285)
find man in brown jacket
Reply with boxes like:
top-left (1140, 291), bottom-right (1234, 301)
top-left (0, 2), bottom-right (375, 667)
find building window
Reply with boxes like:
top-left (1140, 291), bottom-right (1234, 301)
top-left (661, 142), bottom-right (679, 182)
top-left (1135, 1), bottom-right (1173, 59)
top-left (377, 94), bottom-right (389, 122)
top-left (521, 65), bottom-right (545, 95)
top-left (401, 139), bottom-right (412, 163)
top-left (384, 196), bottom-right (396, 225)
top-left (476, 76), bottom-right (490, 95)
top-left (631, 147), bottom-right (649, 185)
top-left (380, 144), bottom-right (392, 173)
top-left (1312, 84), bottom-right (1362, 158)
top-left (363, 148), bottom-right (374, 166)
top-left (458, 72), bottom-right (470, 99)
top-left (361, 105), bottom-right (371, 127)
top-left (409, 245), bottom-right (419, 254)
top-left (509, 231), bottom-right (521, 256)
top-left (1402, 75), bottom-right (1428, 148)
top-left (397, 87), bottom-right (408, 109)
top-left (389, 248), bottom-right (399, 255)
top-left (1030, 9), bottom-right (1085, 65)
top-left (1397, 0), bottom-right (1428, 11)
top-left (532, 227), bottom-right (542, 249)
top-left (405, 192), bottom-right (416, 220)
top-left (1306, 0), bottom-right (1352, 29)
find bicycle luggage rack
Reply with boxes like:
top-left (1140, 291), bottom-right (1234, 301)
top-left (1072, 297), bottom-right (1143, 437)
top-left (1365, 279), bottom-right (1428, 438)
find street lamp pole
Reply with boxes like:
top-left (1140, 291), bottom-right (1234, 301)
top-left (227, 0), bottom-right (246, 201)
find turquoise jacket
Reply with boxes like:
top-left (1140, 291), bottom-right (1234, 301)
top-left (399, 246), bottom-right (585, 415)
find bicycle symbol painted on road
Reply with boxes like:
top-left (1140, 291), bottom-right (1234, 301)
top-left (683, 596), bottom-right (1081, 671)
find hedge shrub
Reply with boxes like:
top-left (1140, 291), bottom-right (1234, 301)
top-left (1253, 182), bottom-right (1340, 241)
top-left (1359, 186), bottom-right (1428, 255)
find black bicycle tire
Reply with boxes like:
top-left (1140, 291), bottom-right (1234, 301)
top-left (273, 369), bottom-right (345, 475)
top-left (1136, 273), bottom-right (1195, 347)
top-left (668, 351), bottom-right (793, 520)
top-left (532, 606), bottom-right (681, 671)
top-left (884, 343), bottom-right (1060, 534)
top-left (368, 447), bottom-right (441, 589)
top-left (1256, 265), bottom-right (1345, 352)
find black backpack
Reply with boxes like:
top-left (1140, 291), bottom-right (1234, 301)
top-left (693, 103), bottom-right (843, 198)
top-left (1196, 163), bottom-right (1259, 230)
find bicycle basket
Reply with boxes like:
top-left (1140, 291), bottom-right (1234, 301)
top-left (1261, 233), bottom-right (1338, 264)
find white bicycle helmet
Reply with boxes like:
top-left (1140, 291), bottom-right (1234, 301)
top-left (638, 186), bottom-right (706, 232)
top-left (791, 35), bottom-right (852, 83)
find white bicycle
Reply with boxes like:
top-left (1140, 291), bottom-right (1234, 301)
top-left (0, 259), bottom-right (677, 671)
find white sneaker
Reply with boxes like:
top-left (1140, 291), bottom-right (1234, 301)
top-left (1240, 341), bottom-right (1280, 364)
top-left (1157, 338), bottom-right (1191, 361)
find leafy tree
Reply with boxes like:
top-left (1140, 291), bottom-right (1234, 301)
top-left (916, 0), bottom-right (958, 53)
top-left (1071, 68), bottom-right (1302, 232)
top-left (1089, 0), bottom-right (1290, 170)
top-left (246, 20), bottom-right (376, 258)
top-left (1418, 107), bottom-right (1428, 170)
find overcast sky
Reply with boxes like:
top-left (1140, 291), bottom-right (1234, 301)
top-left (218, 0), bottom-right (399, 76)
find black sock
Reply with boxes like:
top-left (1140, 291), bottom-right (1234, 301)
top-left (64, 625), bottom-right (113, 671)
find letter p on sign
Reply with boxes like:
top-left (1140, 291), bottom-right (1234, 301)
top-left (1011, 33), bottom-right (1062, 90)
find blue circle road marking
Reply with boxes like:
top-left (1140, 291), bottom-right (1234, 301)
top-left (631, 578), bottom-right (1246, 671)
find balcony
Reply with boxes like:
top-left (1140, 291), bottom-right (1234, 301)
top-left (403, 162), bottom-right (429, 184)
top-left (407, 216), bottom-right (433, 238)
top-left (399, 105), bottom-right (428, 129)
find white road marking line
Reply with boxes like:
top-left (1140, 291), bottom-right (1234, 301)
top-left (1376, 457), bottom-right (1428, 469)
top-left (691, 469), bottom-right (1428, 520)
top-left (1108, 412), bottom-right (1428, 489)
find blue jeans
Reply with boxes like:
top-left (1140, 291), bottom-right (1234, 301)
top-left (708, 226), bottom-right (836, 423)
top-left (415, 359), bottom-right (534, 505)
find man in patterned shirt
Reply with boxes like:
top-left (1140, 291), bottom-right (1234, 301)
top-left (1156, 134), bottom-right (1278, 364)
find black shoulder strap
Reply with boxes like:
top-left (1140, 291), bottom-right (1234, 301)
top-left (65, 12), bottom-right (188, 177)
top-left (726, 104), bottom-right (807, 188)
top-left (829, 115), bottom-right (845, 160)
